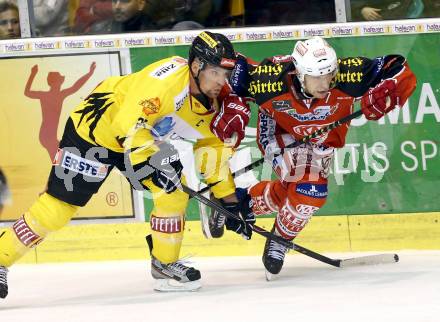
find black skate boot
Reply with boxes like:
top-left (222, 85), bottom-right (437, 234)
top-left (208, 206), bottom-right (226, 238)
top-left (200, 193), bottom-right (225, 239)
top-left (0, 265), bottom-right (8, 299)
top-left (262, 225), bottom-right (289, 281)
top-left (146, 235), bottom-right (201, 291)
top-left (207, 197), bottom-right (245, 238)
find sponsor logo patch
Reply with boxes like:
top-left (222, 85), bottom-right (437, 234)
top-left (295, 204), bottom-right (319, 217)
top-left (276, 202), bottom-right (309, 239)
top-left (249, 64), bottom-right (283, 76)
top-left (150, 215), bottom-right (183, 233)
top-left (295, 42), bottom-right (308, 56)
top-left (258, 113), bottom-right (276, 151)
top-left (313, 48), bottom-right (326, 58)
top-left (174, 87), bottom-right (189, 111)
top-left (248, 79), bottom-right (284, 95)
top-left (199, 31), bottom-right (218, 48)
top-left (150, 61), bottom-right (181, 79)
top-left (286, 106), bottom-right (333, 122)
top-left (293, 123), bottom-right (330, 143)
top-left (296, 183), bottom-right (328, 198)
top-left (13, 216), bottom-right (43, 248)
top-left (272, 100), bottom-right (292, 111)
top-left (53, 149), bottom-right (108, 178)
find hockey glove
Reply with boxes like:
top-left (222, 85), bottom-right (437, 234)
top-left (146, 142), bottom-right (183, 193)
top-left (222, 188), bottom-right (256, 240)
top-left (361, 79), bottom-right (398, 120)
top-left (210, 94), bottom-right (252, 148)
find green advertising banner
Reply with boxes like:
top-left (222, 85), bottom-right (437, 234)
top-left (130, 33), bottom-right (440, 218)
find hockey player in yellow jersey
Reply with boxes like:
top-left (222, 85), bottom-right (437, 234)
top-left (0, 31), bottom-right (255, 296)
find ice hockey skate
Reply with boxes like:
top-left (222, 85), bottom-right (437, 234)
top-left (262, 225), bottom-right (289, 281)
top-left (146, 235), bottom-right (201, 292)
top-left (199, 191), bottom-right (226, 239)
top-left (0, 265), bottom-right (8, 299)
top-left (207, 205), bottom-right (226, 239)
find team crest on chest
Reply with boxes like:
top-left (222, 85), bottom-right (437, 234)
top-left (140, 97), bottom-right (160, 115)
top-left (286, 106), bottom-right (333, 122)
top-left (293, 123), bottom-right (331, 143)
top-left (272, 100), bottom-right (292, 111)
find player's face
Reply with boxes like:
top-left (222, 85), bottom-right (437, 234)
top-left (304, 73), bottom-right (334, 99)
top-left (198, 64), bottom-right (232, 99)
top-left (112, 0), bottom-right (144, 22)
top-left (0, 9), bottom-right (20, 39)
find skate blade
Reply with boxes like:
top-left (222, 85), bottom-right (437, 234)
top-left (199, 191), bottom-right (213, 239)
top-left (265, 270), bottom-right (278, 282)
top-left (153, 279), bottom-right (202, 292)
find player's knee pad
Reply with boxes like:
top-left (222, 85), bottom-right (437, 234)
top-left (249, 181), bottom-right (287, 216)
top-left (274, 182), bottom-right (328, 239)
top-left (28, 193), bottom-right (78, 233)
top-left (0, 193), bottom-right (78, 267)
top-left (12, 193), bottom-right (77, 248)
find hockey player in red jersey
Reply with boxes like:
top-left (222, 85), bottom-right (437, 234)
top-left (209, 36), bottom-right (416, 279)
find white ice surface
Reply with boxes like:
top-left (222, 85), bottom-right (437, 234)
top-left (1, 251), bottom-right (439, 322)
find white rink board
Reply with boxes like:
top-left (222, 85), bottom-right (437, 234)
top-left (0, 18), bottom-right (439, 57)
top-left (1, 250), bottom-right (440, 322)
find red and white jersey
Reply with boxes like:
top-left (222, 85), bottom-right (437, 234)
top-left (241, 54), bottom-right (416, 154)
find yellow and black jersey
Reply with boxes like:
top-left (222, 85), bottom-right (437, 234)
top-left (68, 56), bottom-right (235, 198)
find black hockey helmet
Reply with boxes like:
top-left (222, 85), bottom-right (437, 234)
top-left (189, 31), bottom-right (236, 70)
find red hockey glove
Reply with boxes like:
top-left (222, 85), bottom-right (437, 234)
top-left (210, 94), bottom-right (251, 148)
top-left (361, 79), bottom-right (398, 120)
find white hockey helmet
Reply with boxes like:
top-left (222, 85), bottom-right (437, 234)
top-left (291, 36), bottom-right (338, 87)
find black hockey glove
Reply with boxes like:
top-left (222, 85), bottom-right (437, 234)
top-left (222, 188), bottom-right (255, 240)
top-left (146, 142), bottom-right (183, 193)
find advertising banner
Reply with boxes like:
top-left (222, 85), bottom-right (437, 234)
top-left (0, 53), bottom-right (134, 221)
top-left (130, 32), bottom-right (440, 218)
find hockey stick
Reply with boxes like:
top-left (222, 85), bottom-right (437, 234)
top-left (197, 109), bottom-right (364, 195)
top-left (181, 183), bottom-right (399, 268)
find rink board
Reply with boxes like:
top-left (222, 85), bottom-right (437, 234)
top-left (16, 212), bottom-right (440, 264)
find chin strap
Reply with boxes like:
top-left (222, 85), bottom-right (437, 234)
top-left (291, 74), bottom-right (314, 100)
top-left (300, 87), bottom-right (314, 100)
top-left (190, 60), bottom-right (213, 111)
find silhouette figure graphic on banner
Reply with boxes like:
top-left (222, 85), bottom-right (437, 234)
top-left (24, 62), bottom-right (96, 159)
